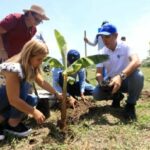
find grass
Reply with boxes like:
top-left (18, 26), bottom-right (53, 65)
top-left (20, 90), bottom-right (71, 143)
top-left (0, 67), bottom-right (150, 150)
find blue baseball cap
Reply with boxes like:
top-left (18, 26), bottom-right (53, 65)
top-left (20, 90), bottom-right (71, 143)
top-left (99, 23), bottom-right (117, 35)
top-left (67, 49), bottom-right (80, 64)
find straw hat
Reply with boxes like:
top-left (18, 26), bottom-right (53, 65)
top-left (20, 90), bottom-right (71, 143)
top-left (23, 4), bottom-right (49, 20)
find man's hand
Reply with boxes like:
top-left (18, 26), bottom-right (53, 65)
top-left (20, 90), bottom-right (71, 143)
top-left (96, 73), bottom-right (103, 85)
top-left (84, 37), bottom-right (88, 43)
top-left (109, 75), bottom-right (122, 94)
top-left (99, 79), bottom-right (113, 93)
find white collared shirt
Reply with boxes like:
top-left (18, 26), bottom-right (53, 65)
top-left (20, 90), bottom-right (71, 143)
top-left (96, 41), bottom-right (136, 78)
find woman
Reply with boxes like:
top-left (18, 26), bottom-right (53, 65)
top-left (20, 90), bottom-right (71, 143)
top-left (0, 39), bottom-right (62, 140)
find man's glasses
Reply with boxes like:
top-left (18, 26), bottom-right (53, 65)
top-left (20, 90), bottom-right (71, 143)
top-left (101, 35), bottom-right (112, 39)
top-left (32, 12), bottom-right (43, 24)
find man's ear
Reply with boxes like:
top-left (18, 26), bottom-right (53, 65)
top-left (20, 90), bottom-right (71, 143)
top-left (115, 33), bottom-right (118, 38)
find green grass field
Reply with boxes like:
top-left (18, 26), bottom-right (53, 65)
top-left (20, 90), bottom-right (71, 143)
top-left (0, 67), bottom-right (150, 150)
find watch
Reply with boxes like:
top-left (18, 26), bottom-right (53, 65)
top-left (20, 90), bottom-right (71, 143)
top-left (119, 72), bottom-right (127, 80)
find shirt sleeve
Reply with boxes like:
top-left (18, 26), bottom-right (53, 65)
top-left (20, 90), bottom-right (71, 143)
top-left (0, 14), bottom-right (17, 31)
top-left (0, 62), bottom-right (24, 79)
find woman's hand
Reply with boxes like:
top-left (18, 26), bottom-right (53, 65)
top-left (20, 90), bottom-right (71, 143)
top-left (55, 92), bottom-right (63, 100)
top-left (32, 108), bottom-right (45, 124)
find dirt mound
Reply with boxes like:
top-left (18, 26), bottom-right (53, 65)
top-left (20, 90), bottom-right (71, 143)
top-left (66, 98), bottom-right (95, 124)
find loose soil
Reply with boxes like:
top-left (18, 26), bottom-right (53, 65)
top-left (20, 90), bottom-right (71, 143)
top-left (0, 90), bottom-right (150, 150)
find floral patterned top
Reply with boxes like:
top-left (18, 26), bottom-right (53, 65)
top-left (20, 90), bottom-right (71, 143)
top-left (0, 62), bottom-right (24, 86)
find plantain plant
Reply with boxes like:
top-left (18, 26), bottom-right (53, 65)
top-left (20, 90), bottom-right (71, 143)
top-left (43, 30), bottom-right (109, 131)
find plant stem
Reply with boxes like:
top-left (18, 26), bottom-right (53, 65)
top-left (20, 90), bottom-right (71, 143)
top-left (60, 74), bottom-right (67, 130)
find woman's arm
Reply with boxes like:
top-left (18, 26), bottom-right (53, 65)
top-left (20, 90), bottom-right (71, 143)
top-left (0, 26), bottom-right (8, 61)
top-left (35, 73), bottom-right (62, 99)
top-left (5, 71), bottom-right (45, 123)
top-left (35, 72), bottom-right (79, 108)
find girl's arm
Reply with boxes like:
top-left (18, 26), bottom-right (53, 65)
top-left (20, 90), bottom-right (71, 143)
top-left (35, 73), bottom-right (62, 99)
top-left (5, 71), bottom-right (45, 124)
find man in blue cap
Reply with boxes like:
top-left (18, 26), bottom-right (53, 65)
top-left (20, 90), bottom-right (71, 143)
top-left (93, 23), bottom-right (144, 120)
top-left (52, 49), bottom-right (95, 103)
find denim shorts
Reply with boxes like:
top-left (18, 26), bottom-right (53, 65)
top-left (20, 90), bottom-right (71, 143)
top-left (0, 80), bottom-right (38, 119)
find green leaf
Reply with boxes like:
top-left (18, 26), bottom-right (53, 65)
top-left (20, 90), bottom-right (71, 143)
top-left (43, 56), bottom-right (64, 70)
top-left (54, 29), bottom-right (67, 67)
top-left (67, 76), bottom-right (75, 85)
top-left (66, 54), bottom-right (109, 75)
top-left (66, 64), bottom-right (82, 75)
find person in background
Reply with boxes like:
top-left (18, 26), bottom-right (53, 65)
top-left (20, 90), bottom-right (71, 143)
top-left (93, 23), bottom-right (144, 120)
top-left (52, 49), bottom-right (95, 104)
top-left (0, 39), bottom-right (62, 140)
top-left (121, 36), bottom-right (126, 42)
top-left (84, 21), bottom-right (109, 51)
top-left (0, 4), bottom-right (49, 62)
top-left (84, 21), bottom-right (109, 77)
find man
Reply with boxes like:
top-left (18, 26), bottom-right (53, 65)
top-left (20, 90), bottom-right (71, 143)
top-left (93, 23), bottom-right (144, 120)
top-left (0, 4), bottom-right (49, 62)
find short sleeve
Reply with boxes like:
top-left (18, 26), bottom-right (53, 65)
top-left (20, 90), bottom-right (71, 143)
top-left (0, 63), bottom-right (24, 79)
top-left (0, 13), bottom-right (18, 31)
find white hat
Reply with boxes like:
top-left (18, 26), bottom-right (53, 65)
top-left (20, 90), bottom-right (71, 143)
top-left (23, 4), bottom-right (49, 20)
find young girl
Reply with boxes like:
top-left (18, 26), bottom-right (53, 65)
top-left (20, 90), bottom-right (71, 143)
top-left (0, 39), bottom-right (62, 140)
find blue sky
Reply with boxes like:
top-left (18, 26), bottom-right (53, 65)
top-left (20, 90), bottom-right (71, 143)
top-left (1, 0), bottom-right (150, 60)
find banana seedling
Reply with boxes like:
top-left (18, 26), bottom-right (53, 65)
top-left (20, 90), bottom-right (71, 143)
top-left (43, 30), bottom-right (109, 131)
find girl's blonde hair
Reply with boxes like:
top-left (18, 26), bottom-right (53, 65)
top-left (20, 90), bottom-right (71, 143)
top-left (7, 39), bottom-right (49, 81)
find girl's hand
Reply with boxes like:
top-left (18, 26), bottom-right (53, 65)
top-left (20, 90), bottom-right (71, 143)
top-left (55, 92), bottom-right (63, 100)
top-left (32, 108), bottom-right (45, 124)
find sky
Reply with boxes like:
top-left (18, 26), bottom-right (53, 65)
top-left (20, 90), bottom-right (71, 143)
top-left (1, 0), bottom-right (150, 60)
